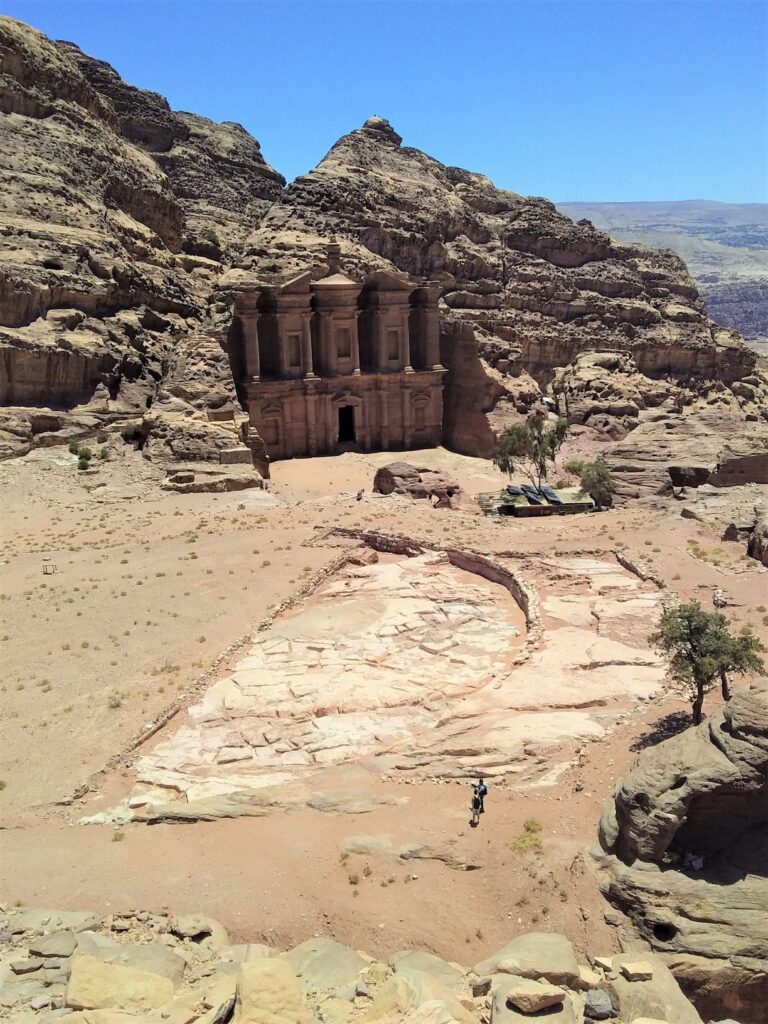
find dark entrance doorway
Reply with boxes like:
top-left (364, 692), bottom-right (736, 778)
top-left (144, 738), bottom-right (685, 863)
top-left (338, 405), bottom-right (356, 443)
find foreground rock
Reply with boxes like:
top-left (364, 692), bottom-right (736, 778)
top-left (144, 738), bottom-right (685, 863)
top-left (0, 906), bottom-right (707, 1024)
top-left (599, 685), bottom-right (768, 1023)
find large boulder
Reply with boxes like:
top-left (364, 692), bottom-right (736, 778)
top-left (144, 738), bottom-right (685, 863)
top-left (474, 932), bottom-right (580, 988)
top-left (65, 954), bottom-right (174, 1012)
top-left (373, 462), bottom-right (461, 501)
top-left (282, 937), bottom-right (367, 994)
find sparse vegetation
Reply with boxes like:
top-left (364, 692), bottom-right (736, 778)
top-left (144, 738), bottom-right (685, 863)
top-left (492, 411), bottom-right (568, 488)
top-left (650, 602), bottom-right (766, 723)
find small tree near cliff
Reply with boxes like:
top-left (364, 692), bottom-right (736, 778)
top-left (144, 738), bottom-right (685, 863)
top-left (649, 602), bottom-right (765, 725)
top-left (579, 458), bottom-right (617, 509)
top-left (492, 411), bottom-right (568, 489)
top-left (716, 628), bottom-right (766, 700)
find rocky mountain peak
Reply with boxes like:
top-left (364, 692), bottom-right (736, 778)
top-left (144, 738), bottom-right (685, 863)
top-left (359, 114), bottom-right (402, 145)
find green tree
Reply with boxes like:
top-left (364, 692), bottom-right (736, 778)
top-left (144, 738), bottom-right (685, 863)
top-left (492, 411), bottom-right (568, 488)
top-left (650, 602), bottom-right (765, 725)
top-left (716, 628), bottom-right (766, 700)
top-left (579, 458), bottom-right (617, 509)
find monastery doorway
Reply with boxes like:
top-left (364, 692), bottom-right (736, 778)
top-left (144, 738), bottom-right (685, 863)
top-left (338, 405), bottom-right (356, 445)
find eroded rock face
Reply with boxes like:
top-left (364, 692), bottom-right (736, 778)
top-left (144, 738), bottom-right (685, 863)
top-left (598, 686), bottom-right (768, 1023)
top-left (552, 350), bottom-right (679, 440)
top-left (603, 410), bottom-right (768, 501)
top-left (0, 16), bottom-right (280, 458)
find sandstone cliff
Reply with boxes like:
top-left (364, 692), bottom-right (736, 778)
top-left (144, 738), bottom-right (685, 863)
top-left (1, 17), bottom-right (765, 474)
top-left (598, 685), bottom-right (768, 1023)
top-left (0, 16), bottom-right (282, 458)
top-left (236, 116), bottom-right (763, 456)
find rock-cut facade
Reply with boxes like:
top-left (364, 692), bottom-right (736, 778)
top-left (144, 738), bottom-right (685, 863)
top-left (233, 244), bottom-right (445, 464)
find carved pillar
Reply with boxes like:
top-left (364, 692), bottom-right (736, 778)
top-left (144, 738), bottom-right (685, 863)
top-left (240, 310), bottom-right (261, 382)
top-left (402, 385), bottom-right (412, 448)
top-left (351, 311), bottom-right (361, 376)
top-left (328, 400), bottom-right (338, 452)
top-left (379, 385), bottom-right (389, 450)
top-left (281, 399), bottom-right (291, 458)
top-left (399, 306), bottom-right (413, 373)
top-left (425, 307), bottom-right (443, 369)
top-left (376, 305), bottom-right (387, 371)
top-left (275, 316), bottom-right (288, 377)
top-left (319, 312), bottom-right (335, 375)
top-left (305, 387), bottom-right (317, 456)
top-left (301, 314), bottom-right (315, 378)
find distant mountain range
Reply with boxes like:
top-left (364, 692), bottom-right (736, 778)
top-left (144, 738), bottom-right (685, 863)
top-left (557, 201), bottom-right (768, 354)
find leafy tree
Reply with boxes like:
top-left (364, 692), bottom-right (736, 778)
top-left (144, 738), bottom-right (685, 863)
top-left (579, 458), bottom-right (617, 509)
top-left (650, 602), bottom-right (765, 724)
top-left (492, 411), bottom-right (568, 489)
top-left (716, 628), bottom-right (766, 700)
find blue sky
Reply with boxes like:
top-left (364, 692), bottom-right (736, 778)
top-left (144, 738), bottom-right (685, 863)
top-left (5, 0), bottom-right (767, 202)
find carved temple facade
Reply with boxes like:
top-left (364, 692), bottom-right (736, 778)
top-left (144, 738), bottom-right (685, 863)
top-left (235, 246), bottom-right (445, 463)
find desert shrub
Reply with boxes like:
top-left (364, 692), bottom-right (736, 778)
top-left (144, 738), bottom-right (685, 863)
top-left (68, 441), bottom-right (81, 455)
top-left (77, 457), bottom-right (89, 471)
top-left (79, 447), bottom-right (93, 461)
top-left (99, 447), bottom-right (111, 461)
top-left (564, 458), bottom-right (584, 475)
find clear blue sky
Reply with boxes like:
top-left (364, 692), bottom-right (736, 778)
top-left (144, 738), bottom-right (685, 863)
top-left (5, 0), bottom-right (767, 202)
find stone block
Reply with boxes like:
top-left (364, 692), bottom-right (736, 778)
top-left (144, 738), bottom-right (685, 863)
top-left (219, 447), bottom-right (253, 465)
top-left (620, 961), bottom-right (654, 982)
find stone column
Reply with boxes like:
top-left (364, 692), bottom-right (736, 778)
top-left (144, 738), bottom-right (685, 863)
top-left (402, 384), bottom-right (412, 448)
top-left (425, 307), bottom-right (443, 369)
top-left (301, 314), bottom-right (315, 378)
top-left (240, 310), bottom-right (261, 382)
top-left (375, 306), bottom-right (387, 371)
top-left (281, 400), bottom-right (291, 458)
top-left (305, 387), bottom-right (317, 456)
top-left (319, 312), bottom-right (335, 375)
top-left (275, 316), bottom-right (288, 377)
top-left (327, 399), bottom-right (337, 453)
top-left (379, 386), bottom-right (389, 450)
top-left (351, 312), bottom-right (361, 376)
top-left (399, 306), bottom-right (413, 373)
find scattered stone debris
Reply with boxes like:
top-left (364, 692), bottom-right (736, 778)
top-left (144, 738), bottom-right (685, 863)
top-left (0, 907), bottom-right (708, 1024)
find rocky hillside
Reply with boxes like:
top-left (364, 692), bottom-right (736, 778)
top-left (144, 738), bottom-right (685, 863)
top-left (0, 16), bottom-right (282, 458)
top-left (1, 16), bottom-right (765, 479)
top-left (558, 200), bottom-right (768, 350)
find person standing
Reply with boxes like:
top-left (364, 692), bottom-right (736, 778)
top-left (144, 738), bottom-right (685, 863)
top-left (477, 778), bottom-right (488, 813)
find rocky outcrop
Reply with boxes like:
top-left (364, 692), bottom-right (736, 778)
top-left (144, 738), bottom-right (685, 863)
top-left (0, 16), bottom-right (280, 458)
top-left (598, 685), bottom-right (768, 1023)
top-left (552, 350), bottom-right (679, 439)
top-left (0, 906), bottom-right (706, 1024)
top-left (373, 462), bottom-right (461, 501)
top-left (747, 504), bottom-right (768, 566)
top-left (603, 410), bottom-right (768, 502)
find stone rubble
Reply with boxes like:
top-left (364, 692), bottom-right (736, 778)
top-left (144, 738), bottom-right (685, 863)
top-left (0, 908), bottom-right (711, 1024)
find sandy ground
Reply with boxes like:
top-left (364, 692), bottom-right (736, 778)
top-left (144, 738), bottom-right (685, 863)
top-left (1, 442), bottom-right (766, 965)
